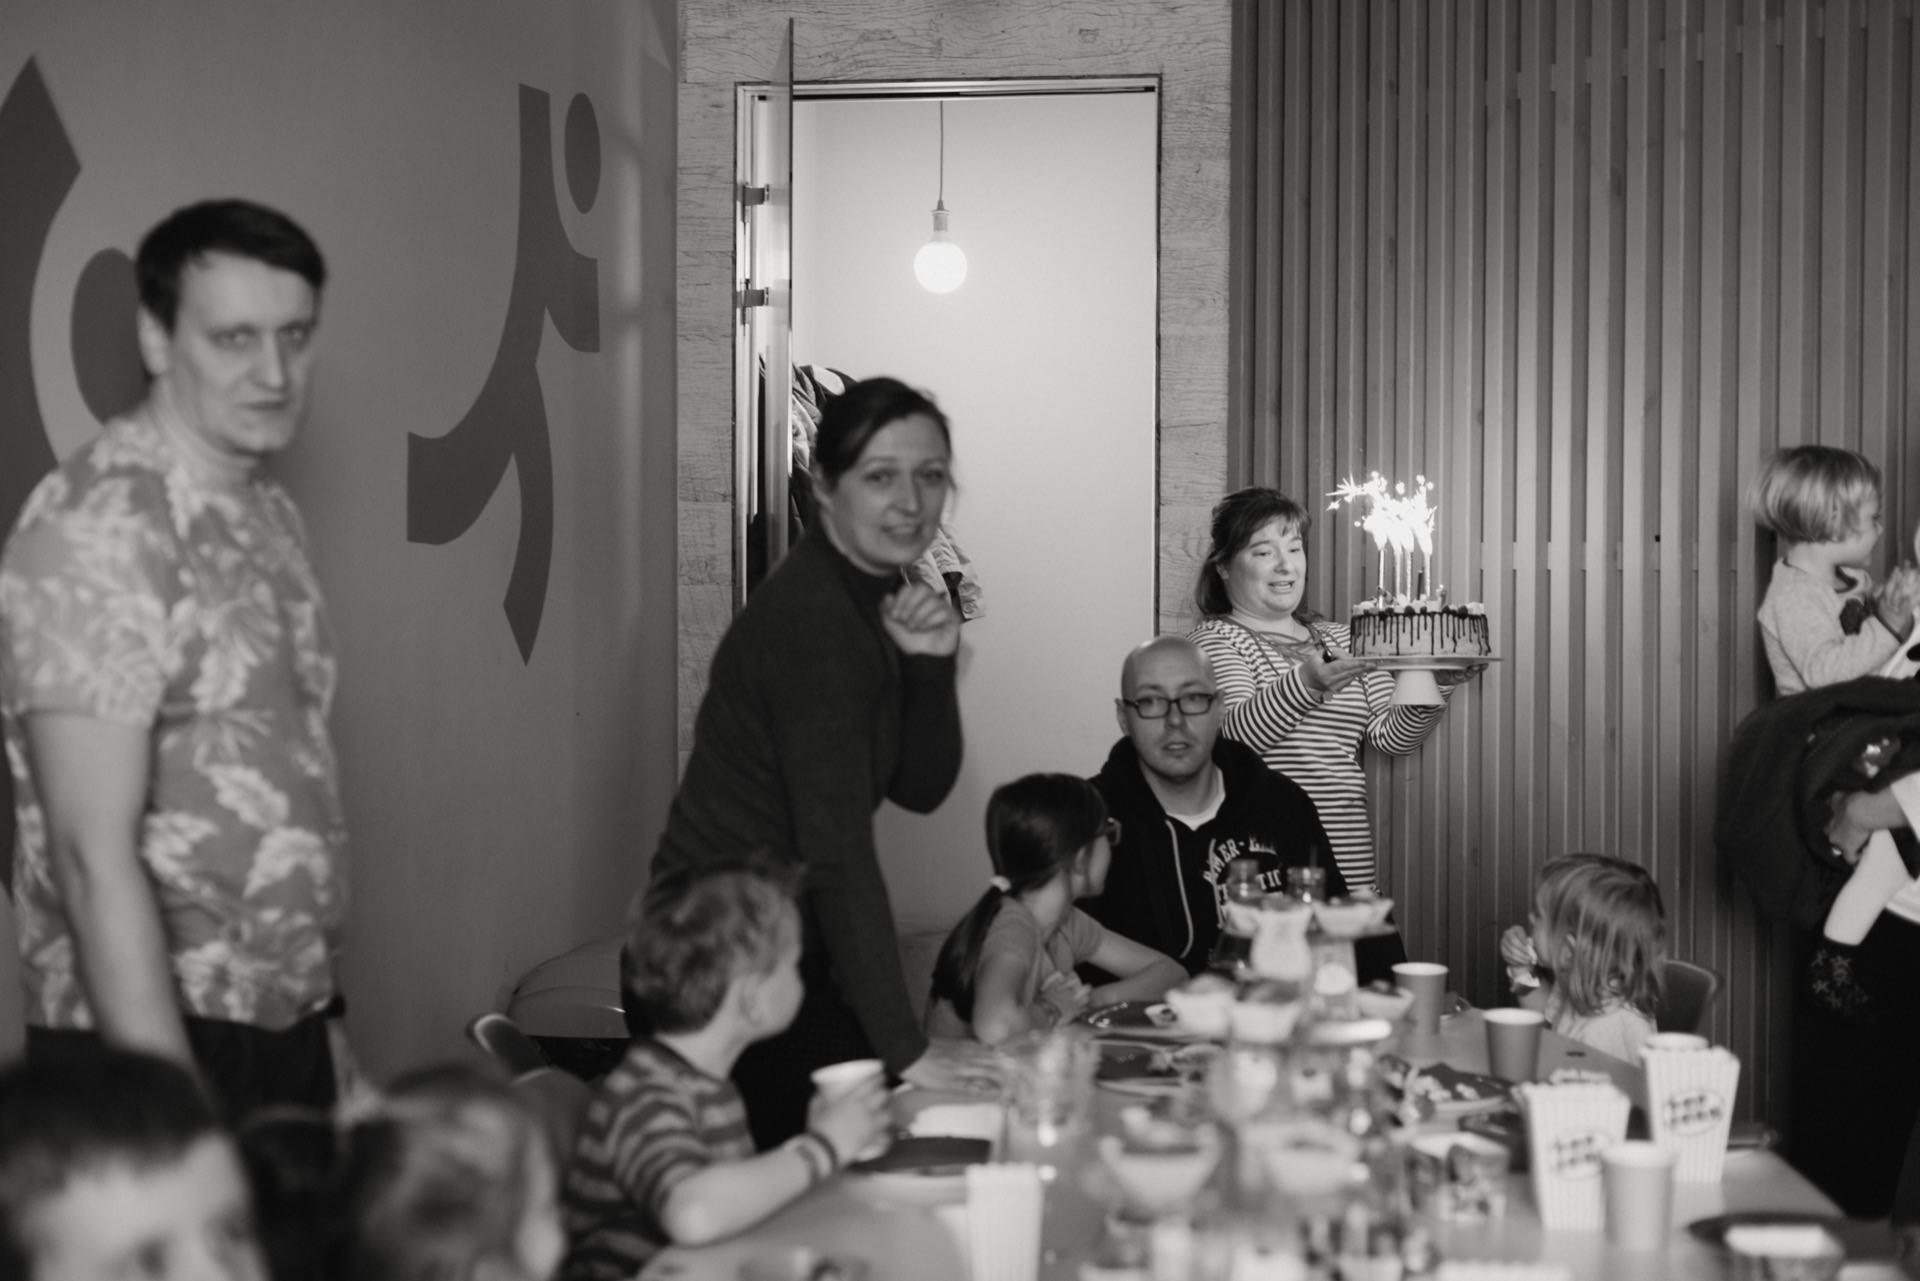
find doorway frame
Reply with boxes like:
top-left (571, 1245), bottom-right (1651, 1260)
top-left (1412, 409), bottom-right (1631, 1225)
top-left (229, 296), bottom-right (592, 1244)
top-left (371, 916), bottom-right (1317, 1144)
top-left (677, 1), bottom-right (1234, 763)
top-left (734, 74), bottom-right (1162, 601)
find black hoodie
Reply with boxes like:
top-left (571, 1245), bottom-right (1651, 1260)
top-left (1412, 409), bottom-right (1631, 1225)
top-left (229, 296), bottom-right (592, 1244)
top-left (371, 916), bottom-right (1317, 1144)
top-left (1083, 735), bottom-right (1353, 973)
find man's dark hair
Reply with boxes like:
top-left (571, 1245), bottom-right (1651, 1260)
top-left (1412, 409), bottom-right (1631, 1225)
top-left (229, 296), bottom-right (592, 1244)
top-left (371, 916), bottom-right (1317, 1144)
top-left (136, 198), bottom-right (327, 329)
top-left (0, 1048), bottom-right (221, 1281)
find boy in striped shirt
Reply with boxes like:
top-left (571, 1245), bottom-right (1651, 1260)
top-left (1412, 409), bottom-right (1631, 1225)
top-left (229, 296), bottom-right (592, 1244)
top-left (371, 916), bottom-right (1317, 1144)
top-left (560, 867), bottom-right (890, 1281)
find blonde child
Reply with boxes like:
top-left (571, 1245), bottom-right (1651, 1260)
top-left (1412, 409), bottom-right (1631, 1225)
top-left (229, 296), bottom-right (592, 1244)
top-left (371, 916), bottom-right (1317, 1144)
top-left (1499, 854), bottom-right (1667, 1063)
top-left (927, 773), bottom-right (1186, 1046)
top-left (336, 1064), bottom-right (565, 1281)
top-left (1750, 444), bottom-right (1920, 694)
top-left (561, 866), bottom-right (889, 1281)
top-left (239, 1063), bottom-right (565, 1281)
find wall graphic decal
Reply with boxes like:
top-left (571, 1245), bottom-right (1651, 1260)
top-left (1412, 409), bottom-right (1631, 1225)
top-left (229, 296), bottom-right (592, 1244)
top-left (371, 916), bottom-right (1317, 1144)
top-left (0, 59), bottom-right (71, 539)
top-left (406, 84), bottom-right (601, 662)
top-left (70, 249), bottom-right (144, 424)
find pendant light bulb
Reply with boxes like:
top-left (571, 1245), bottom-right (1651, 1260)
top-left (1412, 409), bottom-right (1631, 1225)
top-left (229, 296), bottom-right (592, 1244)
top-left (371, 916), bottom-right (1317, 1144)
top-left (915, 202), bottom-right (968, 294)
top-left (915, 103), bottom-right (967, 294)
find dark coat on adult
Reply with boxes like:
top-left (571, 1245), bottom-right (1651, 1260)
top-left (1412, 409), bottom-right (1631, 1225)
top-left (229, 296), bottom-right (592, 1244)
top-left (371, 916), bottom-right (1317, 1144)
top-left (1081, 736), bottom-right (1414, 981)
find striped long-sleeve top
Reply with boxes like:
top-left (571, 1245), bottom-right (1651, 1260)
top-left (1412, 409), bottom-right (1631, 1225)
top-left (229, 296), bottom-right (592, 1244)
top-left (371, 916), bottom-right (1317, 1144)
top-left (1188, 616), bottom-right (1450, 892)
top-left (560, 1039), bottom-right (755, 1281)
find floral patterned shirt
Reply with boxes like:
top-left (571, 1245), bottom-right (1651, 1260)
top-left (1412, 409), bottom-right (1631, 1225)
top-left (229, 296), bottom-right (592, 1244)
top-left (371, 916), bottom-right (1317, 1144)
top-left (0, 413), bottom-right (347, 1031)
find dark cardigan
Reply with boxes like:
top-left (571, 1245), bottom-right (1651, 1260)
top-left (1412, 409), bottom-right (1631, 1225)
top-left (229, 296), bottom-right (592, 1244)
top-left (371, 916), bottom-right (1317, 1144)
top-left (1715, 675), bottom-right (1920, 933)
top-left (650, 529), bottom-right (962, 1071)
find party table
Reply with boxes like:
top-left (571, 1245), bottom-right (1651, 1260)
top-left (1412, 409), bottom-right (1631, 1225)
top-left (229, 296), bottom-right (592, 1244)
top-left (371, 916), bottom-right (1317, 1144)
top-left (642, 1013), bottom-right (1889, 1281)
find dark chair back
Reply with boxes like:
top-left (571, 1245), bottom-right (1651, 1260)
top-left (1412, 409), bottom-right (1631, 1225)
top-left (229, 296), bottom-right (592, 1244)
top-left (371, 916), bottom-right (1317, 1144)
top-left (1657, 958), bottom-right (1723, 1035)
top-left (465, 1012), bottom-right (549, 1076)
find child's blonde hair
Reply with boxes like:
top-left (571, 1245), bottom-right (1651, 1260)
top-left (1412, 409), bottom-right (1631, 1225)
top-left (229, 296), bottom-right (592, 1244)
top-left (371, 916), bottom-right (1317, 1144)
top-left (1534, 854), bottom-right (1667, 1019)
top-left (625, 862), bottom-right (802, 1034)
top-left (1749, 444), bottom-right (1882, 545)
top-left (331, 1063), bottom-right (552, 1281)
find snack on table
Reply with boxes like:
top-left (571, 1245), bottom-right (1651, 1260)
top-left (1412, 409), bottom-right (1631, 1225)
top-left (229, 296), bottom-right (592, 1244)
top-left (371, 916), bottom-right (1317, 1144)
top-left (1377, 1055), bottom-right (1512, 1119)
top-left (1095, 1042), bottom-right (1222, 1092)
top-left (1354, 980), bottom-right (1415, 1022)
top-left (1083, 1000), bottom-right (1181, 1033)
top-left (1163, 974), bottom-right (1235, 1038)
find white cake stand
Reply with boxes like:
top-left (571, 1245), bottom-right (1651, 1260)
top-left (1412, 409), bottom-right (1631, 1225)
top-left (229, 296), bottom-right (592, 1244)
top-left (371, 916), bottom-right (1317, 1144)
top-left (1351, 654), bottom-right (1499, 705)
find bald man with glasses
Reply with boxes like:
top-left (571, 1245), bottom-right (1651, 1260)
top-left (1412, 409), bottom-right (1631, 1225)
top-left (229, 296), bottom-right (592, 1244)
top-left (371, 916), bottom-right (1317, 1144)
top-left (1080, 636), bottom-right (1406, 982)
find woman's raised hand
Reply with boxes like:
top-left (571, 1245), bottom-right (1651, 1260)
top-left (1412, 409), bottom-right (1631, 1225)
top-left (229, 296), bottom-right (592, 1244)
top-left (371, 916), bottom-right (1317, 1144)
top-left (881, 582), bottom-right (961, 657)
top-left (899, 1038), bottom-right (1004, 1095)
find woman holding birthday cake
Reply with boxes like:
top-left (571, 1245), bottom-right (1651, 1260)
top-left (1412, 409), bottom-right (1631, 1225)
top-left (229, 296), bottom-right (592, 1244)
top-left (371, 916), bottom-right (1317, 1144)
top-left (1188, 486), bottom-right (1481, 896)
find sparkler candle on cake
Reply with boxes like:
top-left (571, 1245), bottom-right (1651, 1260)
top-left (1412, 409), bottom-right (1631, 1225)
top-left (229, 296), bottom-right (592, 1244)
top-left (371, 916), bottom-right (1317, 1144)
top-left (1327, 473), bottom-right (1491, 661)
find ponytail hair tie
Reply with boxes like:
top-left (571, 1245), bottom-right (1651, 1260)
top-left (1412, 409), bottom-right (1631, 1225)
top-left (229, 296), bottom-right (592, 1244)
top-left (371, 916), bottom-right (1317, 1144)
top-left (988, 875), bottom-right (1012, 893)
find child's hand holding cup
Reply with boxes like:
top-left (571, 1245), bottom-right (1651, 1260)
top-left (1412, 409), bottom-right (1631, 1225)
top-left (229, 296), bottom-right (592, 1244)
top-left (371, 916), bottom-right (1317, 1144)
top-left (809, 1058), bottom-right (893, 1165)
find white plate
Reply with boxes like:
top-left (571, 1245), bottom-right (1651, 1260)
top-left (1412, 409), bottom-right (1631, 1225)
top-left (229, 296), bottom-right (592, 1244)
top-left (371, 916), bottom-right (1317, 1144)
top-left (1081, 1001), bottom-right (1201, 1040)
top-left (1348, 654), bottom-right (1500, 671)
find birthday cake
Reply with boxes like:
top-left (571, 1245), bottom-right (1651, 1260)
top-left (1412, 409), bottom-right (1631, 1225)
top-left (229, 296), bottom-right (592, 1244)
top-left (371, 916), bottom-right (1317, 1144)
top-left (1349, 598), bottom-right (1491, 658)
top-left (1328, 473), bottom-right (1491, 659)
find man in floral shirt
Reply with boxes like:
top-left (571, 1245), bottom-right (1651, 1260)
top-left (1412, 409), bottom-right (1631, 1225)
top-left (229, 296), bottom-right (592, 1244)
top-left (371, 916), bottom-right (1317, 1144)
top-left (0, 199), bottom-right (347, 1114)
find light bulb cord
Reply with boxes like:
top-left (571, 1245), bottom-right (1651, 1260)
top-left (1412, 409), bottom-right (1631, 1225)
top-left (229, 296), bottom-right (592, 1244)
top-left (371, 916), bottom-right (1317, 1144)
top-left (936, 101), bottom-right (946, 210)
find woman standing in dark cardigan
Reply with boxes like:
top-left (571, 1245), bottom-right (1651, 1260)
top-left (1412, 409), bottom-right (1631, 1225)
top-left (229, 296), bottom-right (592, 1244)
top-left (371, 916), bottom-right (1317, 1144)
top-left (648, 377), bottom-right (996, 1147)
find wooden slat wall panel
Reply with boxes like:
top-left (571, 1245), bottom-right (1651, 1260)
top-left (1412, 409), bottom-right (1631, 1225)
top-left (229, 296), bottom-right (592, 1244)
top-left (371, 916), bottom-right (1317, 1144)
top-left (1237, 0), bottom-right (1920, 1123)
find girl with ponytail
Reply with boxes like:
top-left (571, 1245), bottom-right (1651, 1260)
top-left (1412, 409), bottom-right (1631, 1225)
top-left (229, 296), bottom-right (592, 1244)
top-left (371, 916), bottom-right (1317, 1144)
top-left (926, 773), bottom-right (1184, 1045)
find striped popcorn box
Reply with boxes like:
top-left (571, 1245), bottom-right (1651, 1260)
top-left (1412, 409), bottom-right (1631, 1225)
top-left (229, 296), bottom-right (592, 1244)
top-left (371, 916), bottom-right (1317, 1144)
top-left (1515, 1081), bottom-right (1631, 1230)
top-left (1642, 1043), bottom-right (1740, 1182)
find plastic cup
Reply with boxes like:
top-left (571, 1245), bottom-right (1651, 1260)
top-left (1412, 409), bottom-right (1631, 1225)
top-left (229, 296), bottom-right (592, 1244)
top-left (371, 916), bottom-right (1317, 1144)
top-left (1393, 962), bottom-right (1449, 1036)
top-left (811, 1058), bottom-right (885, 1097)
top-left (1484, 1008), bottom-right (1545, 1082)
top-left (810, 1059), bottom-right (887, 1161)
top-left (1602, 1140), bottom-right (1676, 1251)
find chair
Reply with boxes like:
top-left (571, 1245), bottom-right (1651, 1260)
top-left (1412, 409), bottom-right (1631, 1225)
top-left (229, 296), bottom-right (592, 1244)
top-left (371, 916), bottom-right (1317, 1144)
top-left (1657, 959), bottom-right (1723, 1035)
top-left (514, 1066), bottom-right (594, 1158)
top-left (465, 1012), bottom-right (549, 1076)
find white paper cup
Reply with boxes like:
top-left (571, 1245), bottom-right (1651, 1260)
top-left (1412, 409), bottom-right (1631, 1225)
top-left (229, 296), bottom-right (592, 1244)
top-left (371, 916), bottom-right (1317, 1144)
top-left (965, 1163), bottom-right (1044, 1281)
top-left (1393, 962), bottom-right (1449, 1035)
top-left (1602, 1141), bottom-right (1676, 1251)
top-left (810, 1059), bottom-right (888, 1160)
top-left (811, 1058), bottom-right (885, 1097)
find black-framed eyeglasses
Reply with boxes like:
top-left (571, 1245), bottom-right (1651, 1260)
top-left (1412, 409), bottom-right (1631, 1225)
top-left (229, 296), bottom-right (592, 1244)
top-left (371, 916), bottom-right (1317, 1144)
top-left (1119, 692), bottom-right (1218, 719)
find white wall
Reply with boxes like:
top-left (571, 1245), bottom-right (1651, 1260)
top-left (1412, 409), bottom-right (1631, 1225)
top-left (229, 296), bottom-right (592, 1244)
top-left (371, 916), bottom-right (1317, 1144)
top-left (3, 1), bottom-right (680, 1076)
top-left (792, 92), bottom-right (1158, 934)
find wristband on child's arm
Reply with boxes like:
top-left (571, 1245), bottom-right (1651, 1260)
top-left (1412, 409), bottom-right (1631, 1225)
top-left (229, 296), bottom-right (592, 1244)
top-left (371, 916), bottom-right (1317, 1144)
top-left (786, 1131), bottom-right (837, 1186)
